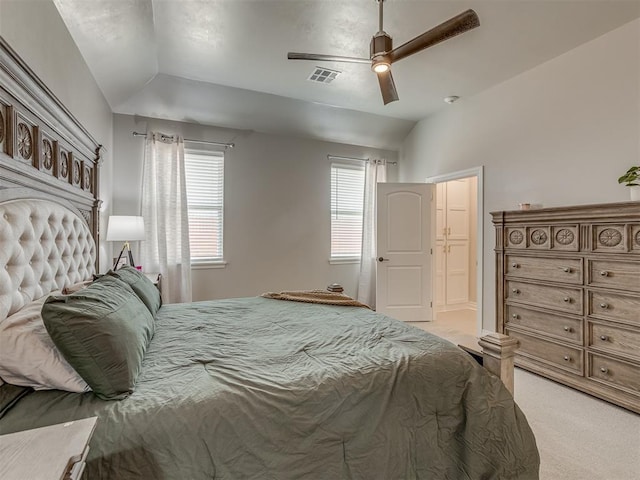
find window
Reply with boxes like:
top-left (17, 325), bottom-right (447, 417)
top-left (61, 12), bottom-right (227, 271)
top-left (184, 146), bottom-right (224, 264)
top-left (330, 163), bottom-right (365, 260)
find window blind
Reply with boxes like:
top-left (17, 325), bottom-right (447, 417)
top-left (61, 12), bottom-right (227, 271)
top-left (184, 147), bottom-right (224, 263)
top-left (331, 163), bottom-right (365, 259)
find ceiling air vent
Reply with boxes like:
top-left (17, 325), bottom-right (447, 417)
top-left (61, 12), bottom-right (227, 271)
top-left (307, 67), bottom-right (341, 84)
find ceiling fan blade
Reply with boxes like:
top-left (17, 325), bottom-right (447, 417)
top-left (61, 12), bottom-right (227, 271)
top-left (287, 52), bottom-right (371, 64)
top-left (376, 69), bottom-right (399, 105)
top-left (390, 9), bottom-right (480, 63)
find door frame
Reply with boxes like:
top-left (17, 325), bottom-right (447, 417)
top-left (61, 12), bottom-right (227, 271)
top-left (426, 166), bottom-right (483, 337)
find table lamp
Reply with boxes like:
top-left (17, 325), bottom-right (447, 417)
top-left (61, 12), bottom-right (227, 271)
top-left (106, 215), bottom-right (145, 269)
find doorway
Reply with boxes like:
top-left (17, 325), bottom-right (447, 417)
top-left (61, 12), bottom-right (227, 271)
top-left (427, 167), bottom-right (483, 338)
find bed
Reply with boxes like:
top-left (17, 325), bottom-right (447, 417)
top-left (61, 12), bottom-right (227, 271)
top-left (1, 288), bottom-right (540, 479)
top-left (0, 35), bottom-right (539, 479)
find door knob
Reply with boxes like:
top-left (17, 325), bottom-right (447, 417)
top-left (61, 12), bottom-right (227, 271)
top-left (377, 257), bottom-right (390, 262)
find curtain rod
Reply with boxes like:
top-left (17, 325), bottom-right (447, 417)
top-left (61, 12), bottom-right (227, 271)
top-left (327, 154), bottom-right (397, 166)
top-left (132, 132), bottom-right (234, 149)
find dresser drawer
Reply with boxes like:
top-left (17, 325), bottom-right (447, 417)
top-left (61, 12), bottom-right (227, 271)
top-left (588, 290), bottom-right (640, 327)
top-left (588, 353), bottom-right (640, 394)
top-left (506, 305), bottom-right (582, 344)
top-left (588, 259), bottom-right (640, 292)
top-left (507, 280), bottom-right (583, 315)
top-left (506, 255), bottom-right (582, 284)
top-left (589, 322), bottom-right (640, 361)
top-left (507, 329), bottom-right (583, 375)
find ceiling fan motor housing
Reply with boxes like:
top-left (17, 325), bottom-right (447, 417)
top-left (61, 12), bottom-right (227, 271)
top-left (370, 32), bottom-right (393, 71)
top-left (370, 32), bottom-right (392, 57)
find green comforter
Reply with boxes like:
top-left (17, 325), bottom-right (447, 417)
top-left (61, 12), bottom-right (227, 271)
top-left (0, 297), bottom-right (539, 479)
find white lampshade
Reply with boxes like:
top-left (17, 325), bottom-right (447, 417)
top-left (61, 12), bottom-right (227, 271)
top-left (106, 216), bottom-right (145, 242)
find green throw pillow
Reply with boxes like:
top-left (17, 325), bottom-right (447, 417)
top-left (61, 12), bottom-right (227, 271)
top-left (42, 275), bottom-right (155, 400)
top-left (107, 265), bottom-right (162, 316)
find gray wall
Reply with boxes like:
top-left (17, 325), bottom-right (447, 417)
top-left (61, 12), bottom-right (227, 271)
top-left (399, 18), bottom-right (640, 332)
top-left (0, 0), bottom-right (114, 272)
top-left (113, 114), bottom-right (398, 301)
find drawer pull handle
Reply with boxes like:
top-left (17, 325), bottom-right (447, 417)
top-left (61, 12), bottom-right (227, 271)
top-left (563, 355), bottom-right (571, 362)
top-left (600, 367), bottom-right (608, 374)
top-left (599, 271), bottom-right (609, 277)
top-left (512, 288), bottom-right (520, 294)
top-left (512, 314), bottom-right (519, 319)
top-left (563, 267), bottom-right (571, 273)
top-left (599, 335), bottom-right (608, 341)
top-left (599, 303), bottom-right (608, 309)
top-left (563, 326), bottom-right (572, 332)
top-left (563, 297), bottom-right (571, 303)
top-left (511, 263), bottom-right (520, 268)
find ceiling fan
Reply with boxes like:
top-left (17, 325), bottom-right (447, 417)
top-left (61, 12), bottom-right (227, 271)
top-left (288, 0), bottom-right (480, 105)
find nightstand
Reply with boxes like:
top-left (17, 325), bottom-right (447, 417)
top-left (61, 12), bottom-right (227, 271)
top-left (0, 416), bottom-right (97, 480)
top-left (144, 272), bottom-right (162, 292)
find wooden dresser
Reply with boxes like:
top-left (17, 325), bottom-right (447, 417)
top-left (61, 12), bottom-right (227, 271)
top-left (492, 202), bottom-right (640, 413)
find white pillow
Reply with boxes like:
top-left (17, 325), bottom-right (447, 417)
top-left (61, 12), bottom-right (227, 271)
top-left (0, 293), bottom-right (90, 393)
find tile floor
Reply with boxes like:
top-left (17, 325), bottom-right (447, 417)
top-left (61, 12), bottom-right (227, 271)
top-left (409, 308), bottom-right (479, 351)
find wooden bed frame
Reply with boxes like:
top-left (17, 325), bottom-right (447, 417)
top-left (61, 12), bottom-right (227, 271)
top-left (0, 36), bottom-right (102, 268)
top-left (0, 34), bottom-right (517, 392)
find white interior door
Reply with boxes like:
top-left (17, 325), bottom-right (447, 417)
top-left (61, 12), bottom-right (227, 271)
top-left (445, 179), bottom-right (470, 306)
top-left (376, 183), bottom-right (434, 321)
top-left (446, 243), bottom-right (470, 304)
top-left (434, 179), bottom-right (471, 311)
top-left (435, 183), bottom-right (446, 308)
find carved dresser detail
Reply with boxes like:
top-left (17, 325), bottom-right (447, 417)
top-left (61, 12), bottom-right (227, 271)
top-left (492, 202), bottom-right (640, 413)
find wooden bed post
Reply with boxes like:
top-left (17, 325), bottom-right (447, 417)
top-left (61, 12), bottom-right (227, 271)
top-left (478, 333), bottom-right (519, 395)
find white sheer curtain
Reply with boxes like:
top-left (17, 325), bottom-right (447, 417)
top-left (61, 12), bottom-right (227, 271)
top-left (357, 160), bottom-right (387, 308)
top-left (140, 132), bottom-right (192, 303)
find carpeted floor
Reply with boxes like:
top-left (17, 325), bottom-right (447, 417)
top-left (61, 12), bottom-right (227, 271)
top-left (514, 368), bottom-right (639, 480)
top-left (411, 310), bottom-right (640, 480)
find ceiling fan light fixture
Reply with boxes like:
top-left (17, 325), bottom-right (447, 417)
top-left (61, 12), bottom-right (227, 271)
top-left (371, 55), bottom-right (391, 73)
top-left (372, 61), bottom-right (390, 73)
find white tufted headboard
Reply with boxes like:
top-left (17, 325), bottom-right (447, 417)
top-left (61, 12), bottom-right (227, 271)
top-left (0, 36), bottom-right (103, 322)
top-left (0, 189), bottom-right (96, 321)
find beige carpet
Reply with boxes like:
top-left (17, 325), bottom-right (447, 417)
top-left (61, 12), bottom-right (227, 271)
top-left (410, 310), bottom-right (640, 480)
top-left (515, 368), bottom-right (639, 480)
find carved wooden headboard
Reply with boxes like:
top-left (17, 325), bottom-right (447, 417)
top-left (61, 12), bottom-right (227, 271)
top-left (0, 36), bottom-right (102, 268)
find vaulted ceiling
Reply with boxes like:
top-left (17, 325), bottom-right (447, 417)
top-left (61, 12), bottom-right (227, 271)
top-left (53, 0), bottom-right (640, 149)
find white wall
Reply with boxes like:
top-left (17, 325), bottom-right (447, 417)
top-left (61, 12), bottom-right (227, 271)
top-left (113, 114), bottom-right (398, 301)
top-left (399, 19), bottom-right (640, 331)
top-left (0, 0), bottom-right (114, 272)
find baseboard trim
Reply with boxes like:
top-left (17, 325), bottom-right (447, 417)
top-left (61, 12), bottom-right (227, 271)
top-left (436, 303), bottom-right (476, 313)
